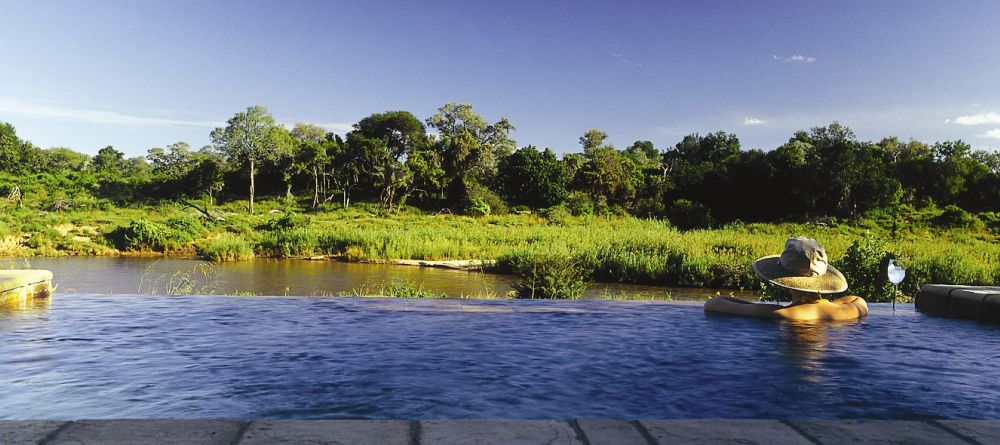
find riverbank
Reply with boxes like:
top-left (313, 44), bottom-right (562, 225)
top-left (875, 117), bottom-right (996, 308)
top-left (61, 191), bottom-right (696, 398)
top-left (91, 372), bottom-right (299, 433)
top-left (1, 201), bottom-right (998, 299)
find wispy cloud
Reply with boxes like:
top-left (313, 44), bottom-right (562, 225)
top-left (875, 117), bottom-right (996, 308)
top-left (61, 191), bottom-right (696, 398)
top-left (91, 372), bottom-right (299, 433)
top-left (978, 128), bottom-right (1000, 139)
top-left (610, 53), bottom-right (644, 68)
top-left (948, 112), bottom-right (1000, 126)
top-left (744, 116), bottom-right (766, 125)
top-left (281, 121), bottom-right (354, 135)
top-left (0, 96), bottom-right (222, 128)
top-left (772, 54), bottom-right (816, 63)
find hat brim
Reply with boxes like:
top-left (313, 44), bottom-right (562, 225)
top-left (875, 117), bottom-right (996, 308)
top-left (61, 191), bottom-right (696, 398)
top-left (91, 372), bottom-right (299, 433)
top-left (752, 255), bottom-right (848, 294)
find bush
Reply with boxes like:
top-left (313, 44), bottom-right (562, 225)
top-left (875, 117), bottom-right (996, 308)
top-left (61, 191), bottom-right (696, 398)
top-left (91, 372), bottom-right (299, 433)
top-left (979, 212), bottom-right (1000, 232)
top-left (666, 199), bottom-right (713, 230)
top-left (836, 238), bottom-right (895, 302)
top-left (499, 252), bottom-right (589, 299)
top-left (905, 252), bottom-right (991, 294)
top-left (197, 235), bottom-right (255, 261)
top-left (259, 230), bottom-right (319, 257)
top-left (259, 212), bottom-right (310, 231)
top-left (933, 205), bottom-right (983, 229)
top-left (564, 191), bottom-right (594, 216)
top-left (107, 219), bottom-right (168, 252)
top-left (462, 182), bottom-right (508, 216)
top-left (541, 204), bottom-right (571, 225)
top-left (343, 279), bottom-right (447, 298)
top-left (164, 216), bottom-right (207, 245)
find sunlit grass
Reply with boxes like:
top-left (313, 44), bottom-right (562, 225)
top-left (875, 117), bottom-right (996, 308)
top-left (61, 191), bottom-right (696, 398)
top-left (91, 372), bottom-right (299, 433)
top-left (2, 199), bottom-right (997, 297)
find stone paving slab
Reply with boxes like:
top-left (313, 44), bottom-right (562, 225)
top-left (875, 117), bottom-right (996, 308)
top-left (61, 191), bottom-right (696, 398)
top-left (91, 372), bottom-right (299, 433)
top-left (788, 419), bottom-right (970, 445)
top-left (420, 419), bottom-right (582, 445)
top-left (0, 420), bottom-right (67, 445)
top-left (641, 419), bottom-right (813, 445)
top-left (0, 419), bottom-right (994, 444)
top-left (574, 419), bottom-right (648, 445)
top-left (46, 419), bottom-right (245, 445)
top-left (935, 420), bottom-right (1000, 444)
top-left (239, 419), bottom-right (411, 445)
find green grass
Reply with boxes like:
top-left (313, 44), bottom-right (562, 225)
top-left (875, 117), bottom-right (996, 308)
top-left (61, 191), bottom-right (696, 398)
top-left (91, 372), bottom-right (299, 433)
top-left (2, 198), bottom-right (998, 300)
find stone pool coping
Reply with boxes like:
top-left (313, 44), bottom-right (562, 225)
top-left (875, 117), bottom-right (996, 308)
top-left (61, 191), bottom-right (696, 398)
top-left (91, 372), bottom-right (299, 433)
top-left (3, 418), bottom-right (998, 444)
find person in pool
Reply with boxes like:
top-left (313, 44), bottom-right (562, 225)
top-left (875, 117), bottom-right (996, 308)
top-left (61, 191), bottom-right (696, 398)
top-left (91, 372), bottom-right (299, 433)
top-left (704, 237), bottom-right (869, 321)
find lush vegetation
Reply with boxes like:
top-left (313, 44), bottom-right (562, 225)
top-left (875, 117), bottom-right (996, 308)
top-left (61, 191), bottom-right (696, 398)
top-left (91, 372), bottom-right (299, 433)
top-left (1, 104), bottom-right (998, 300)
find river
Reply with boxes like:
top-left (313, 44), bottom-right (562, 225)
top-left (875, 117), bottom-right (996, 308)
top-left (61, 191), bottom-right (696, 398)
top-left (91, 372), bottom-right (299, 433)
top-left (1, 256), bottom-right (756, 300)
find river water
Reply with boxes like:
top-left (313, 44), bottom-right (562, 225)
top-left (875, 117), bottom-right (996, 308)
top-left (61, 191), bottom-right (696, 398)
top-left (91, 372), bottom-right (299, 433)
top-left (1, 257), bottom-right (752, 300)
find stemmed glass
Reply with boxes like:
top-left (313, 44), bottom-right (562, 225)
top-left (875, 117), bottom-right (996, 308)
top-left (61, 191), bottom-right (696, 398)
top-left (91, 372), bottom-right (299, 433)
top-left (887, 259), bottom-right (906, 312)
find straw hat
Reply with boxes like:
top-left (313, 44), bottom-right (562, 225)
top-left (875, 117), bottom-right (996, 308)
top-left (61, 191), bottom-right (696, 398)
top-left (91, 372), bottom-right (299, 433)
top-left (752, 237), bottom-right (848, 293)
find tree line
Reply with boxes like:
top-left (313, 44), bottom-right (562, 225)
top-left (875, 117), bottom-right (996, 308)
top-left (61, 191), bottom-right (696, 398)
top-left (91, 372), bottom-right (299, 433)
top-left (2, 103), bottom-right (999, 227)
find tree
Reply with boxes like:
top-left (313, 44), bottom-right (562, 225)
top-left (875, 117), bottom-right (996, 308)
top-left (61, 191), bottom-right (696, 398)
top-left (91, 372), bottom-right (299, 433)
top-left (347, 111), bottom-right (429, 211)
top-left (0, 121), bottom-right (21, 172)
top-left (579, 129), bottom-right (612, 157)
top-left (498, 146), bottom-right (569, 209)
top-left (147, 142), bottom-right (196, 180)
top-left (662, 131), bottom-right (741, 218)
top-left (44, 147), bottom-right (90, 172)
top-left (290, 122), bottom-right (327, 144)
top-left (571, 130), bottom-right (641, 210)
top-left (426, 102), bottom-right (516, 204)
top-left (189, 148), bottom-right (226, 204)
top-left (89, 146), bottom-right (126, 176)
top-left (210, 105), bottom-right (292, 214)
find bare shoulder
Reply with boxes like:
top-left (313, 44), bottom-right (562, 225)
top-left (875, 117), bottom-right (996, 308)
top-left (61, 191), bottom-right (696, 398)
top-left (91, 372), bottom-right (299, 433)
top-left (831, 295), bottom-right (866, 305)
top-left (704, 296), bottom-right (780, 319)
top-left (775, 296), bottom-right (868, 320)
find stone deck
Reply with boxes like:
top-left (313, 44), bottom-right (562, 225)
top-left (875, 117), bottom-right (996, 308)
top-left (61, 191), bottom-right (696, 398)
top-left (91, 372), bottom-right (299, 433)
top-left (2, 419), bottom-right (998, 444)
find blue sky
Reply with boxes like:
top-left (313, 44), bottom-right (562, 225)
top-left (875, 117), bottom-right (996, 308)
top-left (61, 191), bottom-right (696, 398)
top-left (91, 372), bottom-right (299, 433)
top-left (2, 0), bottom-right (999, 157)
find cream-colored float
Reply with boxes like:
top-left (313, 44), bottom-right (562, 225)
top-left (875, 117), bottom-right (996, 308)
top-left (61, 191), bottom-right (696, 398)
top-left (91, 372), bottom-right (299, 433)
top-left (0, 269), bottom-right (53, 303)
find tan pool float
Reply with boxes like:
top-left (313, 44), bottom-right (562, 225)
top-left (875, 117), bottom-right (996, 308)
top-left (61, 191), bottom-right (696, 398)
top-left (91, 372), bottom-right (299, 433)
top-left (0, 269), bottom-right (53, 302)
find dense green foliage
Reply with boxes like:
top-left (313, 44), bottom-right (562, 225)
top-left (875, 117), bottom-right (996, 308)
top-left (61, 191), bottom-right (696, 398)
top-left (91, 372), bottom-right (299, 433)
top-left (1, 103), bottom-right (999, 298)
top-left (1, 105), bottom-right (996, 223)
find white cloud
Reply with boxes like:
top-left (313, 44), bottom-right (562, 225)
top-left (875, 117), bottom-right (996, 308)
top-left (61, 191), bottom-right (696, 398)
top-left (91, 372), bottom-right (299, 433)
top-left (316, 122), bottom-right (353, 134)
top-left (978, 128), bottom-right (1000, 139)
top-left (744, 117), bottom-right (766, 125)
top-left (281, 121), bottom-right (354, 135)
top-left (0, 96), bottom-right (222, 128)
top-left (951, 112), bottom-right (1000, 125)
top-left (772, 54), bottom-right (816, 63)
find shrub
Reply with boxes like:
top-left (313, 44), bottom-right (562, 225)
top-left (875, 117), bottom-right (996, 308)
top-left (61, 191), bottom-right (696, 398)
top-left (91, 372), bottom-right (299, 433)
top-left (905, 252), bottom-right (991, 294)
top-left (541, 204), bottom-right (572, 225)
top-left (666, 199), bottom-right (713, 230)
top-left (980, 212), bottom-right (1000, 232)
top-left (564, 191), bottom-right (594, 216)
top-left (259, 230), bottom-right (319, 257)
top-left (107, 219), bottom-right (168, 252)
top-left (836, 238), bottom-right (895, 302)
top-left (499, 252), bottom-right (589, 299)
top-left (259, 212), bottom-right (310, 231)
top-left (343, 279), bottom-right (447, 298)
top-left (933, 205), bottom-right (983, 229)
top-left (462, 182), bottom-right (507, 216)
top-left (197, 235), bottom-right (255, 261)
top-left (163, 216), bottom-right (207, 245)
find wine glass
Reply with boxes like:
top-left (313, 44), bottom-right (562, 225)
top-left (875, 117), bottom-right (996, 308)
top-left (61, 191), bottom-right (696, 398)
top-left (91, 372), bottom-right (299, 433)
top-left (887, 259), bottom-right (906, 312)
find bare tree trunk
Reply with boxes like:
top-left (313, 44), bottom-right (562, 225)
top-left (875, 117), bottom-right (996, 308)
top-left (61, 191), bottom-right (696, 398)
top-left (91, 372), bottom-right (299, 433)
top-left (313, 166), bottom-right (319, 209)
top-left (249, 160), bottom-right (255, 214)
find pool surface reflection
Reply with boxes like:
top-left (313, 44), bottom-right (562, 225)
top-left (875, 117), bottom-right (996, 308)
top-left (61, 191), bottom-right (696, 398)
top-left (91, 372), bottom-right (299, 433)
top-left (1, 294), bottom-right (997, 420)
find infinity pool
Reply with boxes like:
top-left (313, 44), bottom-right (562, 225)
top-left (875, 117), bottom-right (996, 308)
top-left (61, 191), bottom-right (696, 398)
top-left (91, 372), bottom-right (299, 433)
top-left (1, 294), bottom-right (997, 420)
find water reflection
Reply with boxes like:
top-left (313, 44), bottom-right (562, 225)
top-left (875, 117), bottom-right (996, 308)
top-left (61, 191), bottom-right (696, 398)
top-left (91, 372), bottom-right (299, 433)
top-left (0, 295), bottom-right (51, 316)
top-left (19, 257), bottom-right (758, 300)
top-left (779, 319), bottom-right (860, 382)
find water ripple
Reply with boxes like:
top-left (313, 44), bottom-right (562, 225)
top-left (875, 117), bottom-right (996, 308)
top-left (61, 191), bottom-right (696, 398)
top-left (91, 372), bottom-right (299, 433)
top-left (1, 295), bottom-right (998, 420)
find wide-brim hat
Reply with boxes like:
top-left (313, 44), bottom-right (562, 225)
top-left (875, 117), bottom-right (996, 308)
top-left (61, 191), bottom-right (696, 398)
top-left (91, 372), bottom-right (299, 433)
top-left (752, 237), bottom-right (848, 294)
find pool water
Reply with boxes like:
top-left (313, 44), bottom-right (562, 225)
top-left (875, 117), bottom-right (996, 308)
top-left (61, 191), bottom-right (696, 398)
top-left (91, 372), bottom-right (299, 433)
top-left (1, 294), bottom-right (998, 420)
